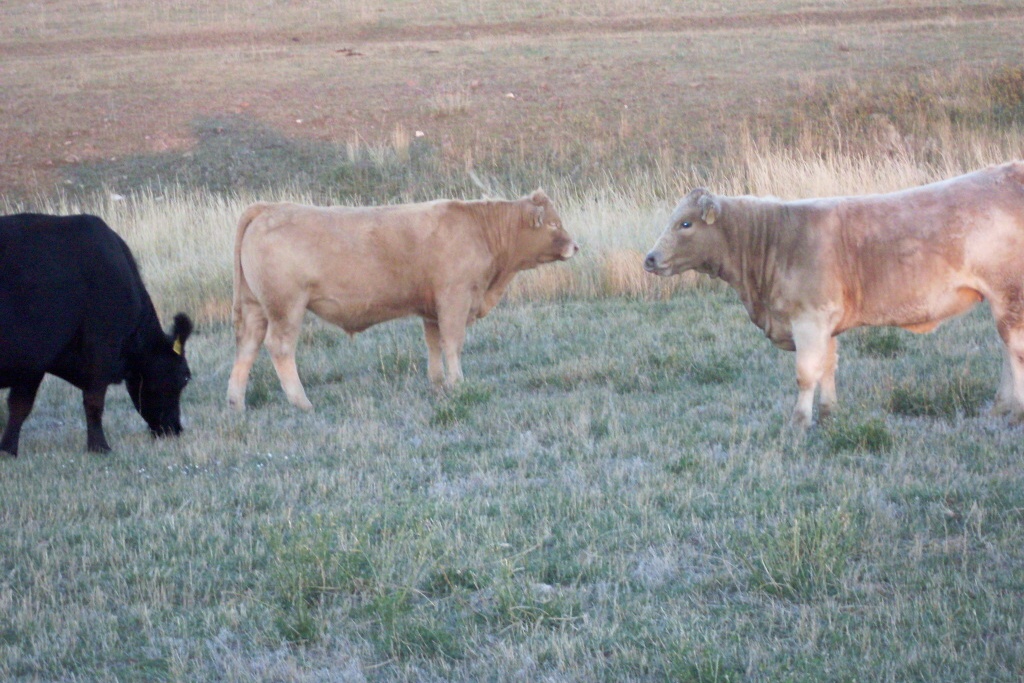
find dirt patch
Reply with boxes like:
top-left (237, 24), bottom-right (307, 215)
top-left (4, 6), bottom-right (1022, 57)
top-left (2, 4), bottom-right (1023, 198)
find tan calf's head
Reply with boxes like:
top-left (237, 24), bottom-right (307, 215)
top-left (518, 190), bottom-right (579, 265)
top-left (643, 188), bottom-right (726, 277)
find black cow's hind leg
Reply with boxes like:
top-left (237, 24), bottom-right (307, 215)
top-left (83, 386), bottom-right (112, 453)
top-left (1, 375), bottom-right (45, 458)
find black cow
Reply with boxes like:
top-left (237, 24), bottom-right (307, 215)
top-left (0, 213), bottom-right (193, 457)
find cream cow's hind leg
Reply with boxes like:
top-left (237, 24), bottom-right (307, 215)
top-left (988, 289), bottom-right (1024, 420)
top-left (993, 326), bottom-right (1024, 421)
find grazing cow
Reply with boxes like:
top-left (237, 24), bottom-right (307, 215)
top-left (643, 162), bottom-right (1024, 428)
top-left (0, 213), bottom-right (194, 456)
top-left (227, 190), bottom-right (579, 410)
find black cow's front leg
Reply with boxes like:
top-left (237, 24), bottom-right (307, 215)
top-left (1, 375), bottom-right (45, 458)
top-left (82, 386), bottom-right (111, 453)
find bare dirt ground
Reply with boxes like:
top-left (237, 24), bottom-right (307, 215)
top-left (2, 3), bottom-right (1023, 196)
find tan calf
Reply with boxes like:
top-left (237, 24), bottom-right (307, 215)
top-left (227, 191), bottom-right (578, 411)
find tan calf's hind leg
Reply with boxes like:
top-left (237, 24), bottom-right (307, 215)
top-left (265, 307), bottom-right (313, 411)
top-left (227, 302), bottom-right (269, 411)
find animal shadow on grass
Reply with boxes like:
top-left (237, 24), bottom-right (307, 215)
top-left (431, 384), bottom-right (493, 427)
top-left (887, 374), bottom-right (990, 419)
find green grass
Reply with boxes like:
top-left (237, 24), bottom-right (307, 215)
top-left (820, 416), bottom-right (895, 455)
top-left (2, 295), bottom-right (1022, 681)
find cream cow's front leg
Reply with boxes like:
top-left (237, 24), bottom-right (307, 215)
top-left (818, 336), bottom-right (839, 420)
top-left (790, 314), bottom-right (834, 429)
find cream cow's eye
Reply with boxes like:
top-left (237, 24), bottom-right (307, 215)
top-left (679, 221), bottom-right (693, 230)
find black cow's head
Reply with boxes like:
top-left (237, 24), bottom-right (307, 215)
top-left (126, 313), bottom-right (194, 437)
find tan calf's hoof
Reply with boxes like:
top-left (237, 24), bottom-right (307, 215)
top-left (789, 410), bottom-right (813, 431)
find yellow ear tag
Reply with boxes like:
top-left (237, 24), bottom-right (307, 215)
top-left (173, 338), bottom-right (183, 356)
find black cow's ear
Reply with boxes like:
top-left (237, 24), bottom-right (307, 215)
top-left (170, 313), bottom-right (194, 356)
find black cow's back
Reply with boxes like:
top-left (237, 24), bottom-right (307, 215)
top-left (1, 212), bottom-right (193, 456)
top-left (0, 213), bottom-right (151, 389)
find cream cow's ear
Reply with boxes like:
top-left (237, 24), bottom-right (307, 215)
top-left (698, 192), bottom-right (720, 224)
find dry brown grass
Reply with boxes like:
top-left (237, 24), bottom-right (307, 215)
top-left (8, 148), bottom-right (1021, 324)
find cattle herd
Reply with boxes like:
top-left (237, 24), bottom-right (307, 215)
top-left (3, 161), bottom-right (1024, 456)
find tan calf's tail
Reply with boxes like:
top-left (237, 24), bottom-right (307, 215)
top-left (233, 203), bottom-right (273, 334)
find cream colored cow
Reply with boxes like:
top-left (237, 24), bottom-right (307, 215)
top-left (644, 162), bottom-right (1024, 428)
top-left (227, 191), bottom-right (578, 411)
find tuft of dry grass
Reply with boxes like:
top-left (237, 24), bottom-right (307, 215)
top-left (427, 85), bottom-right (473, 118)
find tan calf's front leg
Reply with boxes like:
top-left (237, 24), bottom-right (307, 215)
top-left (791, 316), bottom-right (833, 429)
top-left (422, 319), bottom-right (445, 385)
top-left (437, 292), bottom-right (473, 388)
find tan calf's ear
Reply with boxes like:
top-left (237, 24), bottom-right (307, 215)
top-left (533, 203), bottom-right (546, 228)
top-left (529, 189), bottom-right (547, 227)
top-left (698, 192), bottom-right (720, 224)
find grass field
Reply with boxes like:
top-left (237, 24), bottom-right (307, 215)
top-left (2, 1), bottom-right (1024, 681)
top-left (3, 294), bottom-right (1023, 681)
